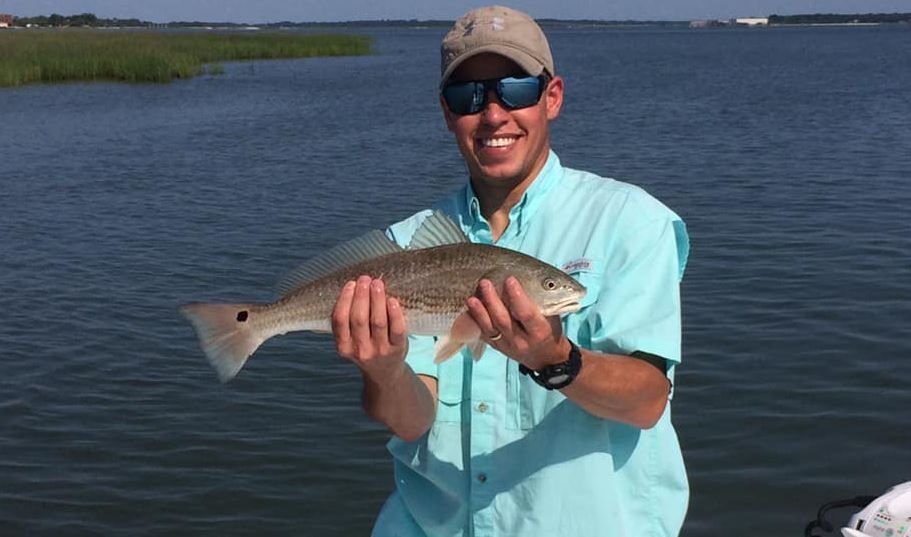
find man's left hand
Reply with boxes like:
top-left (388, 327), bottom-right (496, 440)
top-left (466, 276), bottom-right (572, 370)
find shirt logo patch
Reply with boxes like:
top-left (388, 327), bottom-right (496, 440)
top-left (563, 258), bottom-right (592, 273)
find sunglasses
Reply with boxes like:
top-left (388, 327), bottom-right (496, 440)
top-left (442, 75), bottom-right (548, 116)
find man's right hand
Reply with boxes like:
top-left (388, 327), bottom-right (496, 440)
top-left (332, 275), bottom-right (409, 385)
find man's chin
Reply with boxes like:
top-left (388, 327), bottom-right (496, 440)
top-left (472, 159), bottom-right (524, 182)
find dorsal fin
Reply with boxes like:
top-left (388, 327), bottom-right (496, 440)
top-left (409, 211), bottom-right (469, 249)
top-left (277, 229), bottom-right (403, 296)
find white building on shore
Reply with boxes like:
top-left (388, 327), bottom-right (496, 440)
top-left (690, 16), bottom-right (770, 28)
top-left (736, 17), bottom-right (769, 26)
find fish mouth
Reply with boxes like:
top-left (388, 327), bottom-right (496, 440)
top-left (549, 299), bottom-right (582, 315)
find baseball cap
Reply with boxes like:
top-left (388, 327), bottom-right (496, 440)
top-left (440, 5), bottom-right (555, 89)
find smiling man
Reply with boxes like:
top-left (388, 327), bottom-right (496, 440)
top-left (332, 6), bottom-right (690, 537)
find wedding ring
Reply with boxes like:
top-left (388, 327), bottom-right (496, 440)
top-left (489, 331), bottom-right (503, 341)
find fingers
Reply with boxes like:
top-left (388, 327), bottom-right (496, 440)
top-left (349, 275), bottom-right (373, 352)
top-left (370, 279), bottom-right (391, 348)
top-left (471, 279), bottom-right (520, 340)
top-left (466, 295), bottom-right (494, 337)
top-left (465, 277), bottom-right (569, 370)
top-left (502, 277), bottom-right (550, 335)
top-left (469, 277), bottom-right (561, 357)
top-left (333, 275), bottom-right (407, 364)
top-left (331, 280), bottom-right (357, 356)
top-left (387, 297), bottom-right (407, 348)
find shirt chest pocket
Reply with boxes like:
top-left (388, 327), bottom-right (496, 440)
top-left (505, 263), bottom-right (604, 431)
top-left (434, 354), bottom-right (465, 424)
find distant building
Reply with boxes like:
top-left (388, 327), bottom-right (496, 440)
top-left (735, 17), bottom-right (769, 26)
top-left (0, 14), bottom-right (13, 28)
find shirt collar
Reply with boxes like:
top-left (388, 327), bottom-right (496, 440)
top-left (462, 150), bottom-right (562, 242)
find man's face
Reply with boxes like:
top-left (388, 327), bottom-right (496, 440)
top-left (441, 53), bottom-right (563, 192)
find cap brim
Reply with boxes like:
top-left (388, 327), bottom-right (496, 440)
top-left (440, 44), bottom-right (546, 89)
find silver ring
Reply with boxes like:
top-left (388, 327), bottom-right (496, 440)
top-left (489, 331), bottom-right (502, 341)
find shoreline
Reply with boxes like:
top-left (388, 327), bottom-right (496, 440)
top-left (0, 31), bottom-right (372, 88)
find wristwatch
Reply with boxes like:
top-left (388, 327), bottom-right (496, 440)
top-left (519, 339), bottom-right (583, 390)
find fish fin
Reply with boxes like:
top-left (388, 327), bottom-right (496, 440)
top-left (467, 340), bottom-right (487, 360)
top-left (433, 336), bottom-right (464, 364)
top-left (408, 211), bottom-right (469, 250)
top-left (433, 312), bottom-right (481, 363)
top-left (277, 230), bottom-right (403, 295)
top-left (179, 303), bottom-right (266, 382)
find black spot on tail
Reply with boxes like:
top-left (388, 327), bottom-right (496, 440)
top-left (236, 310), bottom-right (249, 322)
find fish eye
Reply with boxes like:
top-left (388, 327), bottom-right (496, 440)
top-left (543, 278), bottom-right (557, 290)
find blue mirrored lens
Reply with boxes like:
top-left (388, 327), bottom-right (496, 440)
top-left (442, 82), bottom-right (485, 115)
top-left (443, 76), bottom-right (544, 115)
top-left (498, 77), bottom-right (544, 109)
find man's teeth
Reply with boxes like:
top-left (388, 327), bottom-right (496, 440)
top-left (481, 137), bottom-right (517, 148)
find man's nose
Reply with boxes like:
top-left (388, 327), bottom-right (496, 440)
top-left (480, 88), bottom-right (509, 124)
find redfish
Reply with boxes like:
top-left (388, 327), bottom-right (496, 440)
top-left (180, 212), bottom-right (585, 382)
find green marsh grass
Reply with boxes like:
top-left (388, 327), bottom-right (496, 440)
top-left (0, 30), bottom-right (372, 87)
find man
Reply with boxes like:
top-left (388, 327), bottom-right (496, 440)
top-left (332, 6), bottom-right (690, 536)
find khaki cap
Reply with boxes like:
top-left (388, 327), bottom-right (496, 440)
top-left (440, 5), bottom-right (555, 89)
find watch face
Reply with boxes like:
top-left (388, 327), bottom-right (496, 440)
top-left (546, 373), bottom-right (570, 385)
top-left (520, 340), bottom-right (581, 389)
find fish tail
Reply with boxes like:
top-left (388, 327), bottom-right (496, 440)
top-left (179, 303), bottom-right (266, 383)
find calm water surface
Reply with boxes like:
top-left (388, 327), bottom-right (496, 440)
top-left (1, 26), bottom-right (910, 536)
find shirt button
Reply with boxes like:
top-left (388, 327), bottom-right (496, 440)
top-left (477, 402), bottom-right (488, 413)
top-left (477, 473), bottom-right (487, 483)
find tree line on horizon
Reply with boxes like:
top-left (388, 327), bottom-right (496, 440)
top-left (6, 13), bottom-right (682, 28)
top-left (12, 13), bottom-right (148, 27)
top-left (8, 11), bottom-right (911, 28)
top-left (769, 13), bottom-right (911, 24)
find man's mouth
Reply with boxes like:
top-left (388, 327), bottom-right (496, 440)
top-left (480, 136), bottom-right (519, 148)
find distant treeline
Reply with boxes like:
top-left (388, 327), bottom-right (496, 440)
top-left (11, 11), bottom-right (911, 28)
top-left (769, 13), bottom-right (911, 24)
top-left (12, 13), bottom-right (150, 27)
top-left (10, 12), bottom-right (687, 28)
top-left (10, 13), bottom-right (452, 27)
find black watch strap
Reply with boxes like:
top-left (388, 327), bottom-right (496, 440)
top-left (519, 339), bottom-right (582, 390)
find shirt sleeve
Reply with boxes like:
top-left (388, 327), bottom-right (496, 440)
top-left (587, 216), bottom-right (689, 368)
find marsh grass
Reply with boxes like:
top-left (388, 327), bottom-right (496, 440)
top-left (0, 30), bottom-right (372, 87)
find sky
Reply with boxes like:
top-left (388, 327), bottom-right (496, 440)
top-left (2, 0), bottom-right (910, 23)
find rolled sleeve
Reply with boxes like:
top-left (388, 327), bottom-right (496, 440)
top-left (588, 217), bottom-right (688, 367)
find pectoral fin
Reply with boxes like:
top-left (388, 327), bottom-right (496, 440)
top-left (433, 312), bottom-right (481, 364)
top-left (467, 340), bottom-right (487, 360)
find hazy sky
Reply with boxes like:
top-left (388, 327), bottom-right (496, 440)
top-left (3, 0), bottom-right (909, 23)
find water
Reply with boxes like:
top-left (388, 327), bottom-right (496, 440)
top-left (1, 25), bottom-right (910, 536)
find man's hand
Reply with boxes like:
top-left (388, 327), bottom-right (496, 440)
top-left (332, 275), bottom-right (409, 385)
top-left (466, 276), bottom-right (670, 428)
top-left (466, 276), bottom-right (571, 370)
top-left (333, 275), bottom-right (436, 440)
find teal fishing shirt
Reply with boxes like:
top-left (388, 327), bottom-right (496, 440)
top-left (375, 151), bottom-right (690, 537)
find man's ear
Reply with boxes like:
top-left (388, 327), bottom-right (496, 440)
top-left (440, 94), bottom-right (456, 132)
top-left (544, 75), bottom-right (564, 121)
